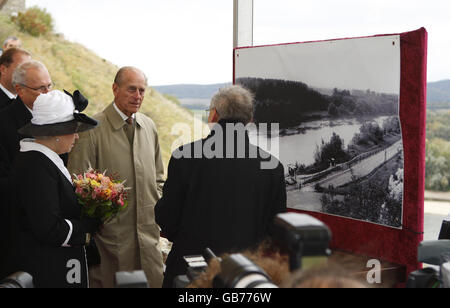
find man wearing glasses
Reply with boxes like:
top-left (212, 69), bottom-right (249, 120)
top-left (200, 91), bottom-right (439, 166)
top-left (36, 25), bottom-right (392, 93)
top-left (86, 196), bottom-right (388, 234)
top-left (0, 59), bottom-right (53, 280)
top-left (0, 60), bottom-right (53, 167)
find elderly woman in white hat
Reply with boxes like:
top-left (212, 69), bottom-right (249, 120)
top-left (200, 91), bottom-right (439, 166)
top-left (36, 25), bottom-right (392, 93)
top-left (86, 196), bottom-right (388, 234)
top-left (7, 90), bottom-right (100, 288)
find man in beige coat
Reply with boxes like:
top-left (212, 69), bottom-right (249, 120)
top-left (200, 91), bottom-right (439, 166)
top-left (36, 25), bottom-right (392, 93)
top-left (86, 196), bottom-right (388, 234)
top-left (68, 67), bottom-right (164, 288)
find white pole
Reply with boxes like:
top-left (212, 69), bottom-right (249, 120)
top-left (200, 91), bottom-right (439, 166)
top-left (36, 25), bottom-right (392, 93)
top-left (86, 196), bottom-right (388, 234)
top-left (233, 0), bottom-right (254, 49)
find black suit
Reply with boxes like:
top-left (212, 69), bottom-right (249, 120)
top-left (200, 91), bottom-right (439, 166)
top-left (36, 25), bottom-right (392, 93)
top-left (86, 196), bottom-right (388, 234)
top-left (0, 97), bottom-right (31, 279)
top-left (0, 97), bottom-right (33, 166)
top-left (0, 88), bottom-right (14, 111)
top-left (155, 120), bottom-right (287, 288)
top-left (7, 151), bottom-right (90, 288)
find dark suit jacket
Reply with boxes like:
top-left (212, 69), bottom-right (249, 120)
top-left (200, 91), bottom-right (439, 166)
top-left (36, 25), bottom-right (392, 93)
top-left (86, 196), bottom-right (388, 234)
top-left (0, 97), bottom-right (31, 279)
top-left (0, 88), bottom-right (14, 111)
top-left (7, 151), bottom-right (89, 288)
top-left (0, 97), bottom-right (32, 166)
top-left (155, 119), bottom-right (287, 288)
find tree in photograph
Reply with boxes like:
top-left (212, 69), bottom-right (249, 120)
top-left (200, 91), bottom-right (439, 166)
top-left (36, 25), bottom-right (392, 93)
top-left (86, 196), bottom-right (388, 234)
top-left (351, 121), bottom-right (384, 147)
top-left (382, 116), bottom-right (401, 135)
top-left (314, 132), bottom-right (349, 170)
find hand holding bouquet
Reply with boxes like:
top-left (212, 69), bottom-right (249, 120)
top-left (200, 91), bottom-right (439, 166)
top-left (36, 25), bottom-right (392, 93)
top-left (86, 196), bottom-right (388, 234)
top-left (73, 168), bottom-right (129, 222)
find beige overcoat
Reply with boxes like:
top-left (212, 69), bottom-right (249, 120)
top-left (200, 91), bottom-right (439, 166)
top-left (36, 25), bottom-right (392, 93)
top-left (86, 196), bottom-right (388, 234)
top-left (68, 103), bottom-right (164, 288)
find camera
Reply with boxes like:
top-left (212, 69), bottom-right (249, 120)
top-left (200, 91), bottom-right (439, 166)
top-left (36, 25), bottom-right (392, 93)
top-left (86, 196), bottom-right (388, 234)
top-left (0, 272), bottom-right (34, 288)
top-left (213, 253), bottom-right (278, 288)
top-left (438, 215), bottom-right (450, 240)
top-left (271, 212), bottom-right (332, 271)
top-left (175, 213), bottom-right (332, 288)
top-left (406, 239), bottom-right (450, 288)
top-left (115, 270), bottom-right (149, 288)
top-left (407, 217), bottom-right (450, 288)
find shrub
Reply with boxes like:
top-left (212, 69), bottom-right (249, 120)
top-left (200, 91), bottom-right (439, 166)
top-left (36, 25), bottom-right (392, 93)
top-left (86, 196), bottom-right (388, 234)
top-left (12, 6), bottom-right (54, 37)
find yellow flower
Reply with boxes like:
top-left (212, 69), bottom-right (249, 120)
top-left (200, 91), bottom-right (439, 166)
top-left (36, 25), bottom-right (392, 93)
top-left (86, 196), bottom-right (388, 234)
top-left (90, 180), bottom-right (101, 187)
top-left (104, 188), bottom-right (112, 198)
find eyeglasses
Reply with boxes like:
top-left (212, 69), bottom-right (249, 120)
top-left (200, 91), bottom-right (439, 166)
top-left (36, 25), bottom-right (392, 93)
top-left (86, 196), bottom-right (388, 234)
top-left (20, 82), bottom-right (54, 93)
top-left (204, 108), bottom-right (220, 117)
top-left (205, 107), bottom-right (219, 116)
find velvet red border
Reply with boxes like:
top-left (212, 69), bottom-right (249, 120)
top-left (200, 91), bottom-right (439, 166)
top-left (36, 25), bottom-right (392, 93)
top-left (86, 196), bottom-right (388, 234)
top-left (234, 28), bottom-right (427, 280)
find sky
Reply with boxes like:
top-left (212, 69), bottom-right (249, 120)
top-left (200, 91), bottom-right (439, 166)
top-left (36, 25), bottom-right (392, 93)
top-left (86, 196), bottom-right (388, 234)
top-left (236, 35), bottom-right (401, 93)
top-left (26, 0), bottom-right (450, 86)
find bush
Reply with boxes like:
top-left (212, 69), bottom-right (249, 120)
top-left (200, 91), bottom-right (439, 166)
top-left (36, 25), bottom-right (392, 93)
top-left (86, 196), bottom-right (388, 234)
top-left (12, 6), bottom-right (54, 37)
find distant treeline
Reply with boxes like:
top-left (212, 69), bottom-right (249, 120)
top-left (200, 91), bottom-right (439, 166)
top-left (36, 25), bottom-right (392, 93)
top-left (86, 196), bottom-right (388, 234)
top-left (426, 109), bottom-right (450, 191)
top-left (427, 101), bottom-right (450, 110)
top-left (236, 77), bottom-right (399, 128)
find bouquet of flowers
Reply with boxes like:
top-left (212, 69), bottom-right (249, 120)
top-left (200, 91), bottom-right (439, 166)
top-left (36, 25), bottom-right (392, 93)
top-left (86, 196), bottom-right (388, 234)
top-left (73, 168), bottom-right (129, 222)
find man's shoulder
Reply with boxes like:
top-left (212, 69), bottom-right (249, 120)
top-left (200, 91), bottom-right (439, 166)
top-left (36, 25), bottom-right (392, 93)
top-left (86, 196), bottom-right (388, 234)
top-left (170, 138), bottom-right (202, 161)
top-left (136, 112), bottom-right (157, 129)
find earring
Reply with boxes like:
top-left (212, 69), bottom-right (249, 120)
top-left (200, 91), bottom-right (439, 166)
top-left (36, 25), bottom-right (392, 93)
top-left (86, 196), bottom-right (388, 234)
top-left (55, 138), bottom-right (60, 142)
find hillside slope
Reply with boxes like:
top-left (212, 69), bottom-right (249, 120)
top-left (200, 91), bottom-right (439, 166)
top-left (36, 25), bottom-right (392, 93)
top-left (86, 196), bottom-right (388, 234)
top-left (0, 13), bottom-right (207, 170)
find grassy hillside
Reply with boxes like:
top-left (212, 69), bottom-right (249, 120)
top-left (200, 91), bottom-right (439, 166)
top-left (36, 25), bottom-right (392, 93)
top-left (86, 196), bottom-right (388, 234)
top-left (0, 13), bottom-right (208, 171)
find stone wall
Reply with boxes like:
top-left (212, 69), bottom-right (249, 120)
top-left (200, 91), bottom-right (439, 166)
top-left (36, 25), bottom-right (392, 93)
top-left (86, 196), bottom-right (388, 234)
top-left (0, 0), bottom-right (26, 15)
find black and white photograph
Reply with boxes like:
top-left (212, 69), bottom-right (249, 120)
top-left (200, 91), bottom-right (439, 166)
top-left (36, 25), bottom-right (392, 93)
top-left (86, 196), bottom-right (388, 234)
top-left (235, 35), bottom-right (404, 228)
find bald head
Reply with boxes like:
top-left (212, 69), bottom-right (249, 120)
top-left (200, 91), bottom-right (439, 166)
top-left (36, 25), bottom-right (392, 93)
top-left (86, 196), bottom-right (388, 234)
top-left (114, 66), bottom-right (147, 87)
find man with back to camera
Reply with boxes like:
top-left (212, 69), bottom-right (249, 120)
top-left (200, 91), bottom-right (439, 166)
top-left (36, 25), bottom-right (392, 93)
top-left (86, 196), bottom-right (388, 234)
top-left (68, 66), bottom-right (165, 288)
top-left (155, 84), bottom-right (287, 288)
top-left (0, 48), bottom-right (31, 110)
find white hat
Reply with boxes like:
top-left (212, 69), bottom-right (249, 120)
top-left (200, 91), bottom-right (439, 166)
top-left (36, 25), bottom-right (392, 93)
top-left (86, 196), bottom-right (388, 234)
top-left (19, 90), bottom-right (97, 136)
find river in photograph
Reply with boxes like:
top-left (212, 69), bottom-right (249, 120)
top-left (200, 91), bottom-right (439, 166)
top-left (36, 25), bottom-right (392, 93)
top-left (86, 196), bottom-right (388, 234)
top-left (248, 116), bottom-right (391, 172)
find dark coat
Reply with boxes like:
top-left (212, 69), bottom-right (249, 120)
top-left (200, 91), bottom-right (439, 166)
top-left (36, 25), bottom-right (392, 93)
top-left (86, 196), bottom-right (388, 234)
top-left (7, 151), bottom-right (89, 288)
top-left (0, 97), bottom-right (32, 166)
top-left (0, 88), bottom-right (14, 111)
top-left (155, 120), bottom-right (287, 288)
top-left (0, 97), bottom-right (70, 280)
top-left (0, 97), bottom-right (31, 279)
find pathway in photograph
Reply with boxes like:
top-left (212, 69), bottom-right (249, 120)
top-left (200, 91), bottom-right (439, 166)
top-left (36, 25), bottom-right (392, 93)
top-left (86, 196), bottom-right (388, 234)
top-left (288, 139), bottom-right (403, 211)
top-left (314, 139), bottom-right (403, 189)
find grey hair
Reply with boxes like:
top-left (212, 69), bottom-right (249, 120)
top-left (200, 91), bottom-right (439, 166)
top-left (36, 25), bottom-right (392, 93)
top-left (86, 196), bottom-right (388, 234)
top-left (3, 36), bottom-right (20, 48)
top-left (12, 60), bottom-right (48, 87)
top-left (210, 85), bottom-right (254, 124)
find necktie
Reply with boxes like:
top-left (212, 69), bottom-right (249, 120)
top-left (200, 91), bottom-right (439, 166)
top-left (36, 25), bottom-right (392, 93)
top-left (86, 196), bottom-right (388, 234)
top-left (124, 117), bottom-right (134, 144)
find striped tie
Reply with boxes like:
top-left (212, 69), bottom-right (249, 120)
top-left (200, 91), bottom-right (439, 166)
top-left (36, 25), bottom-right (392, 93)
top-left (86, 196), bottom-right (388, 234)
top-left (124, 117), bottom-right (134, 144)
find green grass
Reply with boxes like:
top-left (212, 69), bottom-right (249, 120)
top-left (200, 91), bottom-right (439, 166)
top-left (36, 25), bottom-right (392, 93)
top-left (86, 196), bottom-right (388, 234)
top-left (0, 12), bottom-right (208, 172)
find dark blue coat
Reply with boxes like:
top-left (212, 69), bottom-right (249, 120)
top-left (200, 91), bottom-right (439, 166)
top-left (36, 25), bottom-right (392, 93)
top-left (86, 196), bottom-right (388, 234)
top-left (7, 151), bottom-right (89, 288)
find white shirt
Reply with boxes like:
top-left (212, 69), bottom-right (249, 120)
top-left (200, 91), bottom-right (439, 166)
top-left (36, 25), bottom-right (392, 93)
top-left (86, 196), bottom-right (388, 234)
top-left (113, 102), bottom-right (136, 122)
top-left (0, 83), bottom-right (16, 100)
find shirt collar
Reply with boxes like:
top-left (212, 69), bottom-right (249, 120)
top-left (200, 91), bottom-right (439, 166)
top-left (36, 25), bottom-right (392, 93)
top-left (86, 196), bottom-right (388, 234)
top-left (19, 139), bottom-right (72, 184)
top-left (113, 102), bottom-right (136, 122)
top-left (0, 83), bottom-right (17, 99)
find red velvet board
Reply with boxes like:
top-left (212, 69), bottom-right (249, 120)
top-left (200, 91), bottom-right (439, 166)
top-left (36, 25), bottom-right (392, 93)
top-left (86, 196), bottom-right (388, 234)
top-left (233, 28), bottom-right (427, 279)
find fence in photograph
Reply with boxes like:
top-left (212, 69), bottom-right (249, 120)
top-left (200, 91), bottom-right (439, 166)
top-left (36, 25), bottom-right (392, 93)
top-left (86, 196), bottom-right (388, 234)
top-left (292, 139), bottom-right (403, 189)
